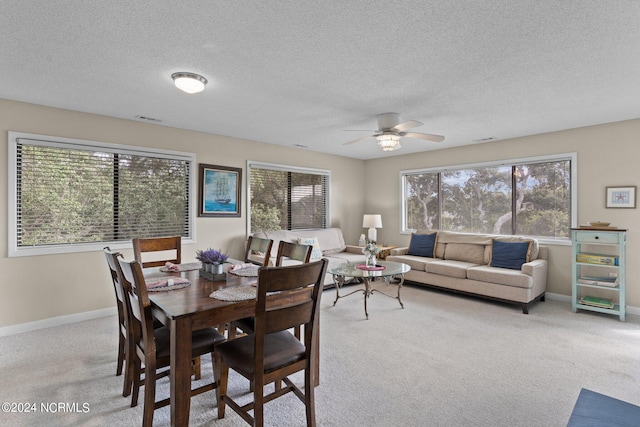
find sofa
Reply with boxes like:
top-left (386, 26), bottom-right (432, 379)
top-left (386, 230), bottom-right (548, 313)
top-left (251, 228), bottom-right (366, 286)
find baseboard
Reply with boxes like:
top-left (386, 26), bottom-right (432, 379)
top-left (0, 307), bottom-right (116, 337)
top-left (546, 292), bottom-right (640, 316)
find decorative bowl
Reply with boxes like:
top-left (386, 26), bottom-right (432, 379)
top-left (589, 221), bottom-right (610, 227)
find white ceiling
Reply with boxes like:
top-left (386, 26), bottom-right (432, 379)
top-left (2, 1), bottom-right (639, 160)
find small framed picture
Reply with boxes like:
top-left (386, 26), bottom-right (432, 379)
top-left (198, 164), bottom-right (242, 217)
top-left (605, 186), bottom-right (636, 209)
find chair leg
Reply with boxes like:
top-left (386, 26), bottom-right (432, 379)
top-left (142, 356), bottom-right (156, 427)
top-left (305, 367), bottom-right (316, 427)
top-left (117, 329), bottom-right (125, 376)
top-left (216, 358), bottom-right (229, 419)
top-left (131, 357), bottom-right (142, 407)
top-left (254, 376), bottom-right (264, 427)
top-left (122, 337), bottom-right (135, 397)
top-left (193, 356), bottom-right (201, 380)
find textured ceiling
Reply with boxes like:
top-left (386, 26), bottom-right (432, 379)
top-left (1, 1), bottom-right (639, 160)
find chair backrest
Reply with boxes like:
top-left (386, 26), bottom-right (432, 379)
top-left (254, 259), bottom-right (327, 359)
top-left (132, 236), bottom-right (182, 268)
top-left (275, 241), bottom-right (312, 267)
top-left (118, 258), bottom-right (156, 355)
top-left (103, 247), bottom-right (130, 333)
top-left (104, 247), bottom-right (126, 313)
top-left (244, 236), bottom-right (274, 266)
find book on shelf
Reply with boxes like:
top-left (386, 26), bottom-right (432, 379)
top-left (576, 252), bottom-right (619, 266)
top-left (578, 275), bottom-right (618, 287)
top-left (579, 295), bottom-right (615, 309)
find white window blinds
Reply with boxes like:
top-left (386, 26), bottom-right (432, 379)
top-left (248, 162), bottom-right (329, 233)
top-left (9, 132), bottom-right (194, 256)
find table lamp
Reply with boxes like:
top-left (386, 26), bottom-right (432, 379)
top-left (362, 214), bottom-right (382, 243)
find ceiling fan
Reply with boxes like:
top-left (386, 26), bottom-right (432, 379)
top-left (343, 112), bottom-right (444, 151)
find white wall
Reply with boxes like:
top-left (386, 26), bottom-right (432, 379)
top-left (2, 97), bottom-right (639, 330)
top-left (0, 99), bottom-right (365, 328)
top-left (364, 119), bottom-right (640, 307)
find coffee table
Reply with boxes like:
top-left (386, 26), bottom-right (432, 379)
top-left (329, 260), bottom-right (410, 319)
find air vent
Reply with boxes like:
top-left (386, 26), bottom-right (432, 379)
top-left (293, 144), bottom-right (308, 148)
top-left (472, 137), bottom-right (497, 142)
top-left (135, 115), bottom-right (163, 123)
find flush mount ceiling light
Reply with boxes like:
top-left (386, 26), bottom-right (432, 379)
top-left (377, 133), bottom-right (401, 151)
top-left (171, 72), bottom-right (207, 94)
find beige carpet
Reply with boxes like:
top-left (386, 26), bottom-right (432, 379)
top-left (1, 283), bottom-right (639, 427)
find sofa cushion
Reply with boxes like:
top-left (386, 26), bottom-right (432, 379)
top-left (426, 260), bottom-right (479, 279)
top-left (489, 239), bottom-right (532, 270)
top-left (297, 236), bottom-right (323, 259)
top-left (443, 243), bottom-right (485, 264)
top-left (386, 254), bottom-right (438, 272)
top-left (407, 232), bottom-right (437, 257)
top-left (467, 265), bottom-right (532, 289)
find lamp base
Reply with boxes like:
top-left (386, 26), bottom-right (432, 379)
top-left (368, 228), bottom-right (377, 244)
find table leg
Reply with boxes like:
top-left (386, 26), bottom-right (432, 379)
top-left (333, 274), bottom-right (344, 305)
top-left (170, 317), bottom-right (193, 427)
top-left (396, 274), bottom-right (405, 309)
top-left (363, 278), bottom-right (371, 320)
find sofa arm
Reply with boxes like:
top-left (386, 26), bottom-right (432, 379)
top-left (345, 245), bottom-right (364, 254)
top-left (521, 259), bottom-right (546, 276)
top-left (390, 247), bottom-right (409, 256)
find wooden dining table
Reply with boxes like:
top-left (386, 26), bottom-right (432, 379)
top-left (146, 266), bottom-right (320, 427)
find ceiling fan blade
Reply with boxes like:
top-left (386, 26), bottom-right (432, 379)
top-left (401, 132), bottom-right (445, 142)
top-left (342, 135), bottom-right (377, 145)
top-left (393, 120), bottom-right (423, 132)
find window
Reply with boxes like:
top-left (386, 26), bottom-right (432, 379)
top-left (8, 132), bottom-right (194, 256)
top-left (401, 154), bottom-right (576, 242)
top-left (248, 161), bottom-right (330, 233)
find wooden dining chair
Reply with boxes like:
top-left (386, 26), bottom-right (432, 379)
top-left (132, 235), bottom-right (182, 268)
top-left (118, 258), bottom-right (225, 427)
top-left (244, 236), bottom-right (274, 266)
top-left (232, 241), bottom-right (313, 338)
top-left (215, 258), bottom-right (328, 427)
top-left (274, 240), bottom-right (313, 266)
top-left (103, 247), bottom-right (132, 397)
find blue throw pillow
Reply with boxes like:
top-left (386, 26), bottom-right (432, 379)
top-left (407, 233), bottom-right (437, 257)
top-left (490, 240), bottom-right (531, 270)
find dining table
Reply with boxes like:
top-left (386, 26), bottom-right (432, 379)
top-left (145, 263), bottom-right (320, 427)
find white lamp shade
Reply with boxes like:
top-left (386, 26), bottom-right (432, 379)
top-left (363, 214), bottom-right (382, 242)
top-left (362, 214), bottom-right (382, 228)
top-left (171, 72), bottom-right (207, 94)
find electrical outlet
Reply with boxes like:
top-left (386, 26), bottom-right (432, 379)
top-left (609, 272), bottom-right (618, 278)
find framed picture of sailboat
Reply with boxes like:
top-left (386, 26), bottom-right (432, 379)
top-left (198, 164), bottom-right (242, 217)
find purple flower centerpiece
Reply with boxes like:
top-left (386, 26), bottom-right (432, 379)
top-left (196, 248), bottom-right (229, 273)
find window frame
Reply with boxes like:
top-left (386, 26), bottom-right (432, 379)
top-left (399, 153), bottom-right (577, 246)
top-left (8, 131), bottom-right (196, 257)
top-left (247, 160), bottom-right (331, 235)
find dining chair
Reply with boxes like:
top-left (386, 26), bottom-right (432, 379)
top-left (232, 241), bottom-right (313, 338)
top-left (118, 258), bottom-right (225, 427)
top-left (132, 235), bottom-right (204, 378)
top-left (215, 258), bottom-right (328, 427)
top-left (103, 247), bottom-right (132, 397)
top-left (132, 235), bottom-right (182, 268)
top-left (244, 236), bottom-right (274, 267)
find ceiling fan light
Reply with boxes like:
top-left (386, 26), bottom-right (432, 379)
top-left (171, 72), bottom-right (207, 94)
top-left (377, 134), bottom-right (401, 151)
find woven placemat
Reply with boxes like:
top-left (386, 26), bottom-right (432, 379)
top-left (159, 262), bottom-right (202, 272)
top-left (210, 284), bottom-right (257, 301)
top-left (228, 265), bottom-right (260, 277)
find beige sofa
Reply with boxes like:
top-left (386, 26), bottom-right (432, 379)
top-left (386, 230), bottom-right (548, 313)
top-left (252, 228), bottom-right (366, 286)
